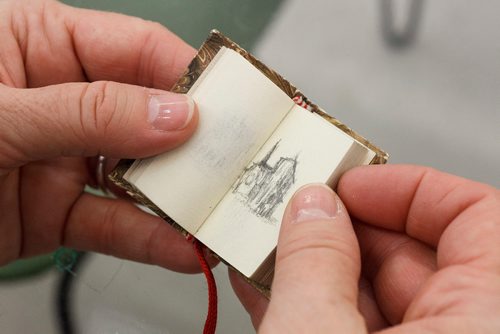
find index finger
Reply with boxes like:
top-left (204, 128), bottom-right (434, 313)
top-left (65, 3), bottom-right (196, 88)
top-left (337, 165), bottom-right (499, 250)
top-left (63, 193), bottom-right (219, 274)
top-left (8, 0), bottom-right (195, 89)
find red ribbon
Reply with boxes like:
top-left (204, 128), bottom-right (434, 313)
top-left (193, 239), bottom-right (218, 334)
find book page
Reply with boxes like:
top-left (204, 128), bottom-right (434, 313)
top-left (196, 105), bottom-right (375, 278)
top-left (124, 47), bottom-right (295, 233)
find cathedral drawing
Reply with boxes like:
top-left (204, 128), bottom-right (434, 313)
top-left (233, 141), bottom-right (298, 220)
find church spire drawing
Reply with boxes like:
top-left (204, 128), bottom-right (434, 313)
top-left (233, 141), bottom-right (298, 220)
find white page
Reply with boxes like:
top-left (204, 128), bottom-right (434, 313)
top-left (124, 47), bottom-right (295, 233)
top-left (196, 105), bottom-right (372, 277)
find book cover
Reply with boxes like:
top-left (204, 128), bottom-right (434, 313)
top-left (109, 30), bottom-right (388, 296)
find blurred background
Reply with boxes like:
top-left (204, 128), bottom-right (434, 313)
top-left (1, 0), bottom-right (498, 333)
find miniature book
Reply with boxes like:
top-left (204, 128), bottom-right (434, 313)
top-left (110, 30), bottom-right (388, 294)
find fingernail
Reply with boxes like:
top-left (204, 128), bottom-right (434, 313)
top-left (148, 93), bottom-right (195, 131)
top-left (291, 184), bottom-right (341, 223)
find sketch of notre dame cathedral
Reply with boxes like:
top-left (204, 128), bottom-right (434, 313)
top-left (233, 141), bottom-right (298, 220)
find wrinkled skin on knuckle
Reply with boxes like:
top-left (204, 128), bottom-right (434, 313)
top-left (278, 222), bottom-right (358, 268)
top-left (136, 22), bottom-right (164, 86)
top-left (405, 265), bottom-right (500, 321)
top-left (78, 81), bottom-right (124, 146)
top-left (0, 85), bottom-right (40, 168)
top-left (0, 86), bottom-right (15, 170)
top-left (275, 222), bottom-right (361, 297)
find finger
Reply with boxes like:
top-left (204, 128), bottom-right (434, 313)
top-left (0, 170), bottom-right (22, 264)
top-left (403, 264), bottom-right (500, 323)
top-left (63, 193), bottom-right (218, 273)
top-left (0, 1), bottom-right (26, 87)
top-left (355, 222), bottom-right (436, 324)
top-left (375, 316), bottom-right (500, 334)
top-left (260, 184), bottom-right (366, 333)
top-left (337, 165), bottom-right (498, 252)
top-left (0, 82), bottom-right (198, 171)
top-left (229, 270), bottom-right (269, 329)
top-left (358, 276), bottom-right (390, 331)
top-left (7, 0), bottom-right (195, 88)
top-left (230, 262), bottom-right (388, 331)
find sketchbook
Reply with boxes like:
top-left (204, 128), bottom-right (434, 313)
top-left (110, 30), bottom-right (388, 295)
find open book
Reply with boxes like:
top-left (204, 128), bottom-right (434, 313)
top-left (110, 31), bottom-right (387, 292)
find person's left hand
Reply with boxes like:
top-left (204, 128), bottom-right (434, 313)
top-left (230, 165), bottom-right (500, 333)
top-left (0, 0), bottom-right (210, 272)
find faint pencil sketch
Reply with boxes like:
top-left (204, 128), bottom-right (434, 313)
top-left (233, 141), bottom-right (298, 220)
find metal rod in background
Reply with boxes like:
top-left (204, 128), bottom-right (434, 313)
top-left (380, 0), bottom-right (425, 49)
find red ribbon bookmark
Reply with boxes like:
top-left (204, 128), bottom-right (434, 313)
top-left (193, 239), bottom-right (218, 334)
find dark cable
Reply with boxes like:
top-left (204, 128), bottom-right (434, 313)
top-left (55, 252), bottom-right (88, 334)
top-left (380, 0), bottom-right (425, 49)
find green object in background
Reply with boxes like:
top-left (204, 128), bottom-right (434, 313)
top-left (62, 0), bottom-right (284, 50)
top-left (0, 253), bottom-right (54, 281)
top-left (53, 248), bottom-right (81, 273)
top-left (0, 248), bottom-right (82, 281)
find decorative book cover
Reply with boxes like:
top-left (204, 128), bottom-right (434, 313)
top-left (109, 30), bottom-right (388, 297)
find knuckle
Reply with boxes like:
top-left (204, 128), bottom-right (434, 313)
top-left (145, 222), bottom-right (164, 265)
top-left (144, 20), bottom-right (165, 34)
top-left (137, 23), bottom-right (166, 87)
top-left (98, 201), bottom-right (122, 254)
top-left (278, 224), bottom-right (358, 268)
top-left (408, 265), bottom-right (500, 319)
top-left (0, 85), bottom-right (33, 170)
top-left (79, 81), bottom-right (121, 139)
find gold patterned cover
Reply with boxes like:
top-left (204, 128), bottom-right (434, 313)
top-left (109, 30), bottom-right (388, 298)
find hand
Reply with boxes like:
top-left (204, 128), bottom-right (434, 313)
top-left (231, 165), bottom-right (500, 333)
top-left (0, 0), bottom-right (210, 272)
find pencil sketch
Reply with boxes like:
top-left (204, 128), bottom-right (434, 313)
top-left (233, 141), bottom-right (298, 220)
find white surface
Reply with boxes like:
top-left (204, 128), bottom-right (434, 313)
top-left (0, 255), bottom-right (254, 334)
top-left (75, 256), bottom-right (252, 334)
top-left (0, 271), bottom-right (60, 333)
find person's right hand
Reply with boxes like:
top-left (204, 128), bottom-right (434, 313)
top-left (231, 165), bottom-right (500, 333)
top-left (0, 0), bottom-right (211, 272)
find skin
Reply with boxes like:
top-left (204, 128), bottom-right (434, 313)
top-left (231, 165), bottom-right (500, 333)
top-left (0, 0), bottom-right (211, 272)
top-left (1, 1), bottom-right (499, 333)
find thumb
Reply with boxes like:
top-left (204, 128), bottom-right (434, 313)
top-left (261, 184), bottom-right (366, 333)
top-left (0, 81), bottom-right (197, 170)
